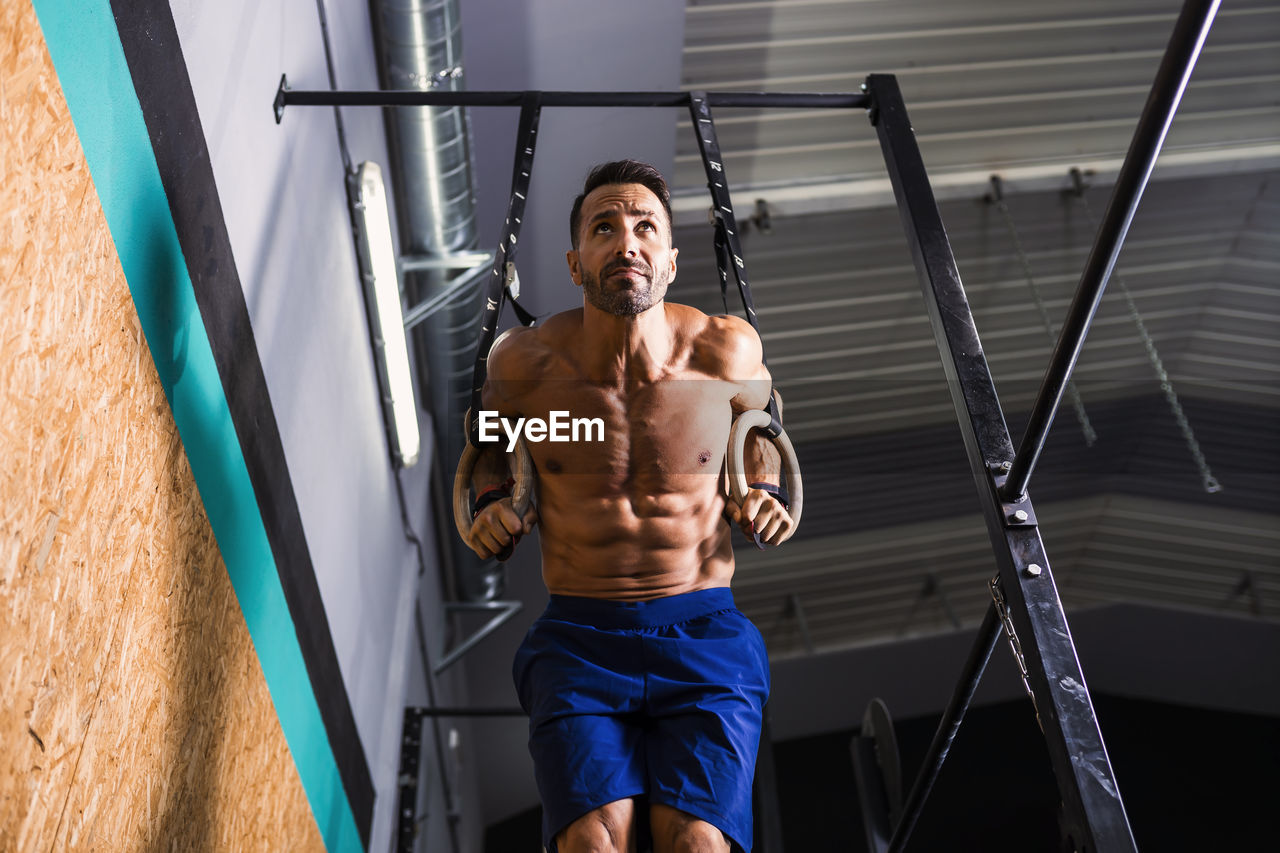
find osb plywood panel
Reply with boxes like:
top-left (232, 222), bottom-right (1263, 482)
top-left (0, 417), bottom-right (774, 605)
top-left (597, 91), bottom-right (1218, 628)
top-left (0, 2), bottom-right (325, 848)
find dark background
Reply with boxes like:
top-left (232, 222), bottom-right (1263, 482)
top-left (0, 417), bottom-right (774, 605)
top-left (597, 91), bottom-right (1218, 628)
top-left (486, 694), bottom-right (1280, 851)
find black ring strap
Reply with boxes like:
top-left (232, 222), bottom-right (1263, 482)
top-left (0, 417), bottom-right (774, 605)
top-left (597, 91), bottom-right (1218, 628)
top-left (467, 93), bottom-right (542, 446)
top-left (687, 91), bottom-right (781, 433)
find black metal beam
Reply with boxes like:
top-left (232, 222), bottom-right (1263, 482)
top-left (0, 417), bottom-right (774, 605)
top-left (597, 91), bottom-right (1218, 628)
top-left (273, 78), bottom-right (868, 121)
top-left (888, 604), bottom-right (1001, 852)
top-left (1001, 0), bottom-right (1221, 501)
top-left (867, 72), bottom-right (1136, 852)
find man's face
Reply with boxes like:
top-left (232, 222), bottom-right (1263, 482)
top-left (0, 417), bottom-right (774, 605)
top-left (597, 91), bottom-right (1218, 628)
top-left (567, 183), bottom-right (678, 316)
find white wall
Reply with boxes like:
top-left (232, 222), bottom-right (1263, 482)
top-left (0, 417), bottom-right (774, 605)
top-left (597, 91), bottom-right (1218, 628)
top-left (167, 1), bottom-right (475, 849)
top-left (169, 0), bottom-right (693, 844)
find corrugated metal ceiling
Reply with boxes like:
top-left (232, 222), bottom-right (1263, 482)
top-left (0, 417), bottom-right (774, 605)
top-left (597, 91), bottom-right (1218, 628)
top-left (675, 0), bottom-right (1279, 194)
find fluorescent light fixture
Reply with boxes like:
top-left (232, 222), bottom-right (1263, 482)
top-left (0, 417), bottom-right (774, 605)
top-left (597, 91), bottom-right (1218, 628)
top-left (352, 161), bottom-right (420, 467)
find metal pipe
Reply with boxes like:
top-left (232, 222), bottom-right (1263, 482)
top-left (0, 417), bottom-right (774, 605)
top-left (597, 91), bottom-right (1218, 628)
top-left (277, 84), bottom-right (869, 115)
top-left (1001, 0), bottom-right (1221, 501)
top-left (370, 0), bottom-right (477, 256)
top-left (400, 251), bottom-right (492, 271)
top-left (887, 604), bottom-right (1001, 852)
top-left (402, 261), bottom-right (487, 332)
top-left (312, 0), bottom-right (352, 172)
top-left (433, 600), bottom-right (523, 674)
top-left (406, 603), bottom-right (460, 853)
top-left (367, 0), bottom-right (506, 603)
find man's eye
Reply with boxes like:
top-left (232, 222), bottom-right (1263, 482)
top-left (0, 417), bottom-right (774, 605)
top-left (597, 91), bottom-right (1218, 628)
top-left (637, 221), bottom-right (654, 231)
top-left (595, 223), bottom-right (612, 233)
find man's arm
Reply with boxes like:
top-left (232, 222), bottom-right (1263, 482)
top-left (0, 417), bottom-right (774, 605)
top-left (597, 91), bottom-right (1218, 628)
top-left (464, 331), bottom-right (539, 559)
top-left (717, 316), bottom-right (796, 546)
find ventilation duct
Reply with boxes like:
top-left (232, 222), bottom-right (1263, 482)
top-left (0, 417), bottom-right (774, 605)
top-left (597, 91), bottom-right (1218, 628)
top-left (368, 0), bottom-right (503, 602)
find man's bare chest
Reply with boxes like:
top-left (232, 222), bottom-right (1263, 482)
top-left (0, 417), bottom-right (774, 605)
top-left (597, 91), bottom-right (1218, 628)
top-left (519, 377), bottom-right (736, 479)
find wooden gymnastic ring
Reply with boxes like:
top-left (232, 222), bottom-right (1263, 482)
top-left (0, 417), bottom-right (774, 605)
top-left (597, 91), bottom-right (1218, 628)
top-left (453, 414), bottom-right (535, 544)
top-left (727, 409), bottom-right (803, 538)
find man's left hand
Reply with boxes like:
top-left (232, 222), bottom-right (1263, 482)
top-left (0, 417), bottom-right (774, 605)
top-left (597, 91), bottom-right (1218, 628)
top-left (725, 488), bottom-right (795, 546)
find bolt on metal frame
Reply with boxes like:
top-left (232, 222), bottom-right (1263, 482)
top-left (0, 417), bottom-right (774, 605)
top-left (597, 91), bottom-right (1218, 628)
top-left (277, 1), bottom-right (1218, 839)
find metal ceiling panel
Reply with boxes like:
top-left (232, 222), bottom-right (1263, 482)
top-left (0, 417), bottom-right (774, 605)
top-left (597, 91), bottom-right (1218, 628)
top-left (676, 0), bottom-right (1280, 195)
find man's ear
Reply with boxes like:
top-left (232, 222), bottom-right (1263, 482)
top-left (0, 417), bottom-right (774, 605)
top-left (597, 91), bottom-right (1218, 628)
top-left (668, 246), bottom-right (678, 281)
top-left (566, 249), bottom-right (582, 286)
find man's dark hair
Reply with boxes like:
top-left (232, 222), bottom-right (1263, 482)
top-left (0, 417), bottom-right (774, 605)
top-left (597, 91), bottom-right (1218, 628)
top-left (569, 160), bottom-right (673, 249)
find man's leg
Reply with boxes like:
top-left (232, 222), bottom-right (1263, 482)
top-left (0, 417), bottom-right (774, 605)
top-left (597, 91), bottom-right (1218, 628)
top-left (644, 597), bottom-right (769, 852)
top-left (515, 602), bottom-right (648, 850)
top-left (555, 798), bottom-right (638, 853)
top-left (650, 804), bottom-right (731, 853)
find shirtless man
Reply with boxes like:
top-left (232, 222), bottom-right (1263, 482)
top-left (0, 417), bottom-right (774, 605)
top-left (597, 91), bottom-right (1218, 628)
top-left (464, 160), bottom-right (794, 853)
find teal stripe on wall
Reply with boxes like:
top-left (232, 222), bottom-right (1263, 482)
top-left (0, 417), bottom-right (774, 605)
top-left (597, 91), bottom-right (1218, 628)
top-left (30, 1), bottom-right (362, 849)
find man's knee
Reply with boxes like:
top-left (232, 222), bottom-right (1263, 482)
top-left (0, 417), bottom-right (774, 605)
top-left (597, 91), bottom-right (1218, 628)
top-left (650, 803), bottom-right (731, 853)
top-left (556, 799), bottom-right (636, 853)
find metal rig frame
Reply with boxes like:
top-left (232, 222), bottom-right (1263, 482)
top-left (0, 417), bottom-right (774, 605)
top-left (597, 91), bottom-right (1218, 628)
top-left (276, 2), bottom-right (1220, 844)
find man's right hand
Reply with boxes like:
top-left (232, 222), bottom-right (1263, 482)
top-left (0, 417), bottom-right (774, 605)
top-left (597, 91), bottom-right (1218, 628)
top-left (466, 498), bottom-right (539, 560)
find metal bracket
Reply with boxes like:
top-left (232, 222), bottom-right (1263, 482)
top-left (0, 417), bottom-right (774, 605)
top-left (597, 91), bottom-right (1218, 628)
top-left (988, 461), bottom-right (1038, 527)
top-left (1221, 569), bottom-right (1263, 616)
top-left (403, 260), bottom-right (492, 332)
top-left (273, 74), bottom-right (289, 124)
top-left (504, 262), bottom-right (520, 299)
top-left (863, 85), bottom-right (880, 126)
top-left (786, 593), bottom-right (815, 654)
top-left (434, 600), bottom-right (523, 675)
top-left (396, 707), bottom-right (425, 851)
top-left (400, 251), bottom-right (493, 272)
top-left (898, 573), bottom-right (961, 636)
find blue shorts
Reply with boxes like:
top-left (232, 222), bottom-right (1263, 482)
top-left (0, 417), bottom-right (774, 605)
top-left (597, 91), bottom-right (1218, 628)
top-left (512, 587), bottom-right (770, 852)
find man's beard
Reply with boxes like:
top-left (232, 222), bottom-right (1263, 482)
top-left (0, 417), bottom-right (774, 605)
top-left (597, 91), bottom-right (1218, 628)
top-left (581, 259), bottom-right (670, 316)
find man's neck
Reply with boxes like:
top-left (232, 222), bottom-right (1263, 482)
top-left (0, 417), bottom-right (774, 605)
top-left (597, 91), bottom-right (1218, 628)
top-left (580, 301), bottom-right (673, 383)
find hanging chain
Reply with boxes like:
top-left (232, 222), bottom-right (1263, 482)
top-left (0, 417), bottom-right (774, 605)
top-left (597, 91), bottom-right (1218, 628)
top-left (989, 575), bottom-right (1042, 728)
top-left (1073, 184), bottom-right (1223, 493)
top-left (990, 178), bottom-right (1098, 446)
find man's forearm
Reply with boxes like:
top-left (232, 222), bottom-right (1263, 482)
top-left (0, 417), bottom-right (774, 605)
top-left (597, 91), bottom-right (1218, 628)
top-left (743, 433), bottom-right (782, 486)
top-left (470, 445), bottom-right (512, 492)
top-left (744, 390), bottom-right (783, 486)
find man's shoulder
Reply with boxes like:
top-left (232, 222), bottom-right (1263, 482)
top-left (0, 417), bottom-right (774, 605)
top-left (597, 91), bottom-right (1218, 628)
top-left (489, 311), bottom-right (581, 375)
top-left (538, 308), bottom-right (586, 338)
top-left (670, 305), bottom-right (763, 378)
top-left (666, 303), bottom-right (755, 342)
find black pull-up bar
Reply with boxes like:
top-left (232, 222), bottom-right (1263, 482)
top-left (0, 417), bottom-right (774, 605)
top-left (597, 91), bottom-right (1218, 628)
top-left (1000, 0), bottom-right (1221, 501)
top-left (272, 78), bottom-right (868, 122)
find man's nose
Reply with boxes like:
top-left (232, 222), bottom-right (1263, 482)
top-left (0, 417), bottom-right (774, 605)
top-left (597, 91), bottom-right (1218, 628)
top-left (615, 233), bottom-right (639, 257)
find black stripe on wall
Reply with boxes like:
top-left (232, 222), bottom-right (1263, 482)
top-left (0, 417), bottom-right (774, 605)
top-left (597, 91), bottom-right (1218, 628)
top-left (108, 0), bottom-right (374, 843)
